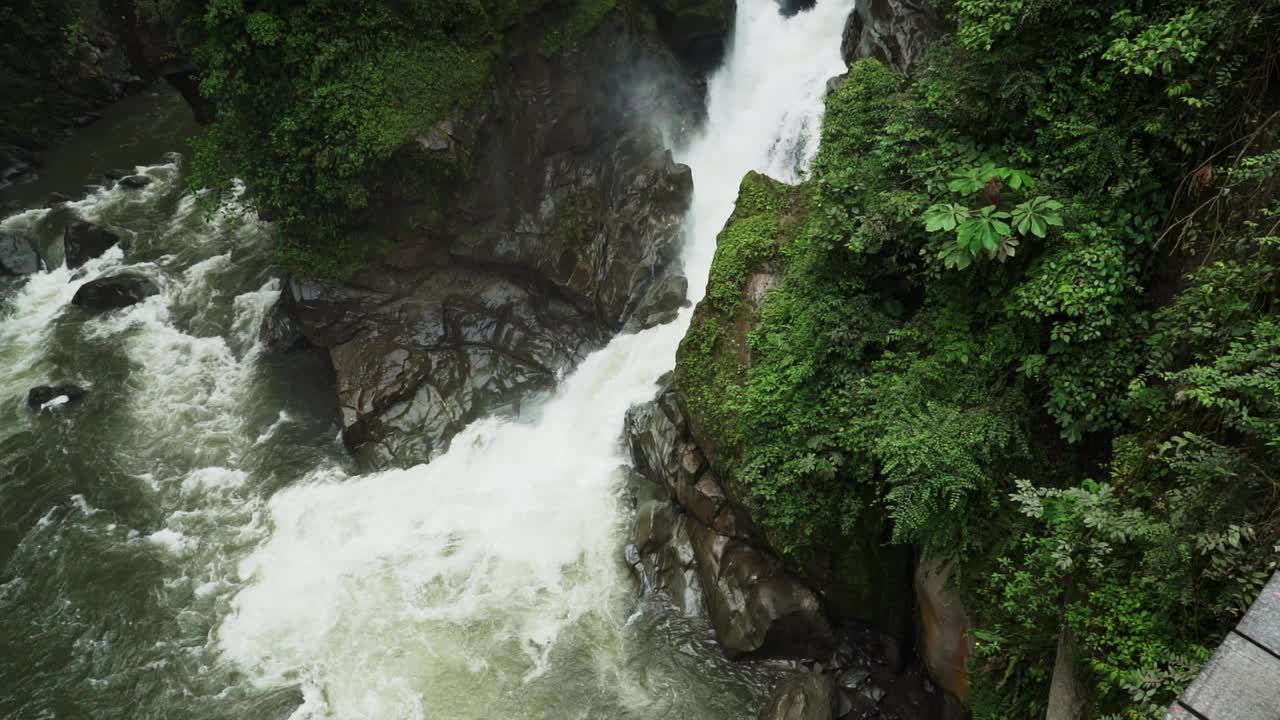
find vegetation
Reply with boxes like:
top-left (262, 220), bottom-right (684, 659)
top-left (179, 0), bottom-right (636, 276)
top-left (0, 0), bottom-right (95, 149)
top-left (676, 0), bottom-right (1280, 716)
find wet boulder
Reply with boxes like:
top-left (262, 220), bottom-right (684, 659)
top-left (625, 381), bottom-right (833, 660)
top-left (0, 232), bottom-right (43, 276)
top-left (117, 174), bottom-right (153, 189)
top-left (64, 221), bottom-right (121, 268)
top-left (72, 273), bottom-right (158, 309)
top-left (775, 0), bottom-right (817, 16)
top-left (624, 273), bottom-right (689, 331)
top-left (290, 271), bottom-right (603, 467)
top-left (840, 0), bottom-right (942, 72)
top-left (258, 294), bottom-right (308, 353)
top-left (26, 384), bottom-right (87, 410)
top-left (627, 498), bottom-right (706, 616)
top-left (759, 671), bottom-right (835, 720)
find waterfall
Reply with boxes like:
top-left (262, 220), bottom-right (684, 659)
top-left (216, 1), bottom-right (854, 717)
top-left (0, 1), bottom-right (853, 718)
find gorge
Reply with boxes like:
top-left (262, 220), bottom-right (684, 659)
top-left (4, 0), bottom-right (1280, 718)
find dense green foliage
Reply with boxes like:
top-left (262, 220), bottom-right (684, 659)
top-left (180, 0), bottom-right (632, 276)
top-left (677, 0), bottom-right (1280, 716)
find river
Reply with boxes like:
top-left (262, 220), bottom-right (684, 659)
top-left (0, 1), bottom-right (853, 718)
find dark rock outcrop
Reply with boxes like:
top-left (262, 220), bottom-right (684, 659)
top-left (71, 273), bottom-right (158, 309)
top-left (625, 381), bottom-right (833, 659)
top-left (258, 295), bottom-right (309, 353)
top-left (291, 15), bottom-right (701, 467)
top-left (0, 233), bottom-right (43, 276)
top-left (26, 385), bottom-right (87, 410)
top-left (0, 3), bottom-right (142, 185)
top-left (626, 493), bottom-right (706, 615)
top-left (646, 0), bottom-right (737, 72)
top-left (0, 1), bottom-right (203, 187)
top-left (290, 269), bottom-right (604, 464)
top-left (64, 221), bottom-right (121, 268)
top-left (840, 0), bottom-right (942, 72)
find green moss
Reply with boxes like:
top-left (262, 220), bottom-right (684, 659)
top-left (675, 172), bottom-right (800, 479)
top-left (183, 0), bottom-right (631, 274)
top-left (674, 2), bottom-right (1280, 713)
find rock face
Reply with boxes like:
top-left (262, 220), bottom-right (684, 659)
top-left (625, 381), bottom-right (833, 659)
top-left (840, 0), bottom-right (942, 72)
top-left (27, 385), bottom-right (87, 410)
top-left (0, 1), bottom-right (204, 188)
top-left (64, 222), bottom-right (121, 269)
top-left (647, 0), bottom-right (737, 71)
top-left (290, 268), bottom-right (604, 464)
top-left (0, 2), bottom-right (143, 185)
top-left (72, 273), bottom-right (158, 309)
top-left (0, 233), bottom-right (43, 276)
top-left (291, 15), bottom-right (701, 467)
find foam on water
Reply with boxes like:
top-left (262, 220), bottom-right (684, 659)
top-left (216, 1), bottom-right (854, 717)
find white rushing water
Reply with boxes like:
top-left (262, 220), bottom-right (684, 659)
top-left (215, 2), bottom-right (855, 718)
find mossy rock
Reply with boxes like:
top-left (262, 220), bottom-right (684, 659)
top-left (674, 171), bottom-right (802, 476)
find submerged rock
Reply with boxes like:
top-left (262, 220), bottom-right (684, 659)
top-left (758, 671), bottom-right (835, 720)
top-left (26, 384), bottom-right (87, 410)
top-left (64, 221), bottom-right (121, 268)
top-left (72, 273), bottom-right (158, 309)
top-left (0, 232), bottom-right (44, 276)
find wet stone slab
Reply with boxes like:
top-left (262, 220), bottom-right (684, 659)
top-left (1170, 571), bottom-right (1280, 720)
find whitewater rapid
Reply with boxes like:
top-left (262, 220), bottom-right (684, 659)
top-left (214, 1), bottom-right (855, 718)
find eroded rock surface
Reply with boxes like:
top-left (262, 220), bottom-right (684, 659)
top-left (291, 16), bottom-right (701, 467)
top-left (291, 267), bottom-right (603, 465)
